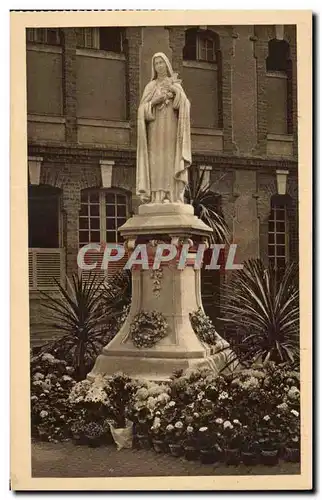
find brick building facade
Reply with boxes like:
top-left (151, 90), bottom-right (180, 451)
top-left (26, 25), bottom-right (298, 345)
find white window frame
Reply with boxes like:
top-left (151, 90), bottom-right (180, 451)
top-left (197, 34), bottom-right (216, 63)
top-left (76, 27), bottom-right (100, 49)
top-left (78, 189), bottom-right (129, 247)
top-left (268, 204), bottom-right (289, 271)
top-left (26, 28), bottom-right (61, 45)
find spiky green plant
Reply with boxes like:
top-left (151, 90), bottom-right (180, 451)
top-left (39, 272), bottom-right (108, 380)
top-left (219, 259), bottom-right (299, 365)
top-left (185, 167), bottom-right (230, 244)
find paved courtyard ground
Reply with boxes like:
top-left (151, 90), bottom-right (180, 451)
top-left (32, 441), bottom-right (300, 478)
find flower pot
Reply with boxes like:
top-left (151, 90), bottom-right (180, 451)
top-left (200, 449), bottom-right (215, 464)
top-left (152, 439), bottom-right (166, 453)
top-left (241, 451), bottom-right (259, 466)
top-left (87, 437), bottom-right (101, 448)
top-left (284, 446), bottom-right (300, 463)
top-left (169, 443), bottom-right (183, 457)
top-left (184, 446), bottom-right (200, 461)
top-left (137, 434), bottom-right (151, 450)
top-left (260, 449), bottom-right (279, 466)
top-left (225, 448), bottom-right (240, 466)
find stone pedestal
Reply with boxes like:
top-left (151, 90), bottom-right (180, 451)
top-left (88, 203), bottom-right (231, 381)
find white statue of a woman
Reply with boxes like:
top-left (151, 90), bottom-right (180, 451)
top-left (136, 52), bottom-right (192, 204)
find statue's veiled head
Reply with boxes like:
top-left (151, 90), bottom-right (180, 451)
top-left (151, 52), bottom-right (173, 80)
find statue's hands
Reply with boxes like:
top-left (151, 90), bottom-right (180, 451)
top-left (151, 94), bottom-right (166, 107)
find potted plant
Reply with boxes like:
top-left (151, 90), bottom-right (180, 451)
top-left (197, 426), bottom-right (218, 464)
top-left (167, 421), bottom-right (184, 457)
top-left (71, 419), bottom-right (87, 445)
top-left (240, 425), bottom-right (259, 466)
top-left (222, 419), bottom-right (242, 466)
top-left (183, 425), bottom-right (200, 461)
top-left (84, 422), bottom-right (104, 448)
top-left (258, 417), bottom-right (280, 466)
top-left (283, 408), bottom-right (300, 462)
top-left (150, 418), bottom-right (167, 453)
top-left (133, 407), bottom-right (153, 450)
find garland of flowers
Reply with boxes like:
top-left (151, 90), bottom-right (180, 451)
top-left (129, 310), bottom-right (168, 349)
top-left (189, 307), bottom-right (219, 345)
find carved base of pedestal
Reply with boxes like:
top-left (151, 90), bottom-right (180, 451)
top-left (88, 349), bottom-right (232, 382)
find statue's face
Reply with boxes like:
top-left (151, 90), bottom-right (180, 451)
top-left (154, 56), bottom-right (167, 77)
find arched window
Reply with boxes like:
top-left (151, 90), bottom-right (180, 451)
top-left (268, 195), bottom-right (289, 279)
top-left (79, 188), bottom-right (129, 247)
top-left (76, 27), bottom-right (125, 52)
top-left (266, 39), bottom-right (293, 135)
top-left (182, 28), bottom-right (222, 129)
top-left (183, 28), bottom-right (218, 63)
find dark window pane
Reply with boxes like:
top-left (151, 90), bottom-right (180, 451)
top-left (275, 209), bottom-right (286, 221)
top-left (268, 233), bottom-right (275, 244)
top-left (79, 218), bottom-right (89, 230)
top-left (90, 204), bottom-right (99, 216)
top-left (117, 205), bottom-right (127, 217)
top-left (99, 27), bottom-right (123, 52)
top-left (268, 221), bottom-right (274, 232)
top-left (90, 231), bottom-right (100, 243)
top-left (106, 205), bottom-right (115, 217)
top-left (79, 231), bottom-right (89, 244)
top-left (105, 193), bottom-right (115, 204)
top-left (47, 29), bottom-right (60, 45)
top-left (268, 245), bottom-right (275, 257)
top-left (106, 231), bottom-right (116, 243)
top-left (276, 245), bottom-right (285, 256)
top-left (117, 194), bottom-right (126, 205)
top-left (276, 221), bottom-right (285, 232)
top-left (276, 257), bottom-right (286, 269)
top-left (28, 188), bottom-right (60, 248)
top-left (90, 218), bottom-right (100, 230)
top-left (276, 233), bottom-right (285, 245)
top-left (90, 192), bottom-right (99, 203)
top-left (80, 204), bottom-right (88, 216)
top-left (106, 218), bottom-right (116, 230)
top-left (117, 232), bottom-right (124, 243)
top-left (117, 218), bottom-right (127, 229)
top-left (183, 28), bottom-right (197, 60)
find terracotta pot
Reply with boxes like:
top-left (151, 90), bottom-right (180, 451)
top-left (225, 448), bottom-right (240, 466)
top-left (260, 449), bottom-right (279, 466)
top-left (200, 449), bottom-right (215, 464)
top-left (137, 434), bottom-right (151, 450)
top-left (169, 443), bottom-right (183, 457)
top-left (241, 451), bottom-right (259, 466)
top-left (184, 446), bottom-right (200, 461)
top-left (284, 446), bottom-right (300, 463)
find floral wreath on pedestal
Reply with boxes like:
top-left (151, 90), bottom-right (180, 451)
top-left (129, 311), bottom-right (168, 349)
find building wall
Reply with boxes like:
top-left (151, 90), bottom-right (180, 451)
top-left (26, 25), bottom-right (298, 344)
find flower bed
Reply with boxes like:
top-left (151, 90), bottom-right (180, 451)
top-left (31, 356), bottom-right (300, 464)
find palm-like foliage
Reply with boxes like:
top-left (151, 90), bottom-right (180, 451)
top-left (39, 272), bottom-right (108, 380)
top-left (185, 168), bottom-right (230, 244)
top-left (219, 259), bottom-right (299, 365)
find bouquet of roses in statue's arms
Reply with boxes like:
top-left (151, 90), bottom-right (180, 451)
top-left (159, 73), bottom-right (182, 109)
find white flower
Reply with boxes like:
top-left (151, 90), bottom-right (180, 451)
top-left (62, 375), bottom-right (72, 382)
top-left (187, 426), bottom-right (194, 433)
top-left (175, 421), bottom-right (183, 429)
top-left (168, 401), bottom-right (176, 407)
top-left (277, 402), bottom-right (288, 411)
top-left (218, 391), bottom-right (229, 400)
top-left (197, 391), bottom-right (205, 401)
top-left (215, 418), bottom-right (223, 424)
top-left (291, 409), bottom-right (299, 417)
top-left (166, 424), bottom-right (174, 431)
top-left (33, 372), bottom-right (44, 380)
top-left (40, 410), bottom-right (48, 418)
top-left (223, 420), bottom-right (233, 429)
top-left (199, 426), bottom-right (208, 432)
top-left (263, 415), bottom-right (270, 421)
top-left (42, 353), bottom-right (55, 363)
top-left (233, 419), bottom-right (241, 425)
